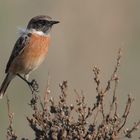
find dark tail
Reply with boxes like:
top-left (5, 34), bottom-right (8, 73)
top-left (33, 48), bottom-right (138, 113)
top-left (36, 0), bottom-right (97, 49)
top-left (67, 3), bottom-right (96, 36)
top-left (0, 73), bottom-right (15, 99)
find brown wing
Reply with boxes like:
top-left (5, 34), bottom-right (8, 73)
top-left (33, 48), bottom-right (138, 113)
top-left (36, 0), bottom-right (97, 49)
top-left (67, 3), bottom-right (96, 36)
top-left (5, 33), bottom-right (31, 73)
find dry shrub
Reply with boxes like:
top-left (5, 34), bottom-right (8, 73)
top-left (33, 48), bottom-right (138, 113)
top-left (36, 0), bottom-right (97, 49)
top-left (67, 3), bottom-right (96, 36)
top-left (6, 49), bottom-right (140, 140)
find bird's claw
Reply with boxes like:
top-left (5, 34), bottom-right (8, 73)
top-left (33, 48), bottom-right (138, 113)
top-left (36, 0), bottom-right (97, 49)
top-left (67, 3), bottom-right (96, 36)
top-left (29, 79), bottom-right (39, 92)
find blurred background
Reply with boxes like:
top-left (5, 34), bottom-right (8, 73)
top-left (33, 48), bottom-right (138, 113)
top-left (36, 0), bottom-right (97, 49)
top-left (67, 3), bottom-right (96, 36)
top-left (0, 0), bottom-right (140, 139)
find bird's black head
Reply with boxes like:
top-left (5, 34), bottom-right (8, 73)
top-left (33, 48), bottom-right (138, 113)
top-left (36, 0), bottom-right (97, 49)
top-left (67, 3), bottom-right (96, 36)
top-left (27, 15), bottom-right (59, 34)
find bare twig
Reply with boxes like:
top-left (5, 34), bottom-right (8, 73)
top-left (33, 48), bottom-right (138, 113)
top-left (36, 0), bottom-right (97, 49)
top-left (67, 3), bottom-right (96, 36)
top-left (6, 95), bottom-right (17, 140)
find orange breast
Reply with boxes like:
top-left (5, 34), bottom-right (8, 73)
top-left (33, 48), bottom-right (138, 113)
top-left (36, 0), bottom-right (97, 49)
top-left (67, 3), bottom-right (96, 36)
top-left (22, 33), bottom-right (50, 61)
top-left (10, 33), bottom-right (50, 74)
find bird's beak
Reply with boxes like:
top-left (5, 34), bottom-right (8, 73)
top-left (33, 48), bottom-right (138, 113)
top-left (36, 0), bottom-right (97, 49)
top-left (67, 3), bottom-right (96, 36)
top-left (50, 20), bottom-right (60, 25)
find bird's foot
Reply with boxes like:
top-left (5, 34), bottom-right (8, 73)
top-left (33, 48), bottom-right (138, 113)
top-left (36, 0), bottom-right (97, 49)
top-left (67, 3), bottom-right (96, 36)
top-left (17, 74), bottom-right (39, 93)
top-left (28, 79), bottom-right (39, 93)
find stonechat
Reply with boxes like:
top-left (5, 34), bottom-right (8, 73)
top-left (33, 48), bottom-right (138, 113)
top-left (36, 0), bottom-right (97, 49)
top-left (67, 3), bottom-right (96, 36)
top-left (0, 15), bottom-right (59, 98)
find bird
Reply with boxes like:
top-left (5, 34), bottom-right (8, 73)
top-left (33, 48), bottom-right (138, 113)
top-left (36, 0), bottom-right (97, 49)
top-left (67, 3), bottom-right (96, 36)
top-left (0, 15), bottom-right (59, 98)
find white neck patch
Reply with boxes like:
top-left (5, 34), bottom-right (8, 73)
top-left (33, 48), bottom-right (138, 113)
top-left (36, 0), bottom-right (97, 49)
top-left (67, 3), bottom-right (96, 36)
top-left (32, 29), bottom-right (46, 36)
top-left (18, 27), bottom-right (50, 37)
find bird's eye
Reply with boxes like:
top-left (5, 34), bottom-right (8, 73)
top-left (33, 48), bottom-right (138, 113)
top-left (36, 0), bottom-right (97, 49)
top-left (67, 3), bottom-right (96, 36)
top-left (39, 20), bottom-right (46, 25)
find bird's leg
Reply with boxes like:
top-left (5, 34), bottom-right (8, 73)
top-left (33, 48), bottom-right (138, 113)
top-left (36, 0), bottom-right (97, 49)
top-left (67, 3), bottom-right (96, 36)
top-left (17, 74), bottom-right (39, 92)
